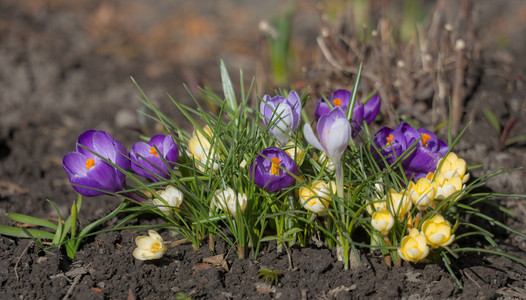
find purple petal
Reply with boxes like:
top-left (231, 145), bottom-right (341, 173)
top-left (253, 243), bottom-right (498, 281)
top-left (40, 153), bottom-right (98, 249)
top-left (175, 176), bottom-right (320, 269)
top-left (329, 89), bottom-right (352, 112)
top-left (287, 91), bottom-right (302, 130)
top-left (314, 99), bottom-right (331, 121)
top-left (63, 152), bottom-right (89, 177)
top-left (250, 147), bottom-right (297, 192)
top-left (92, 131), bottom-right (118, 162)
top-left (397, 122), bottom-right (419, 147)
top-left (89, 161), bottom-right (125, 192)
top-left (363, 94), bottom-right (381, 124)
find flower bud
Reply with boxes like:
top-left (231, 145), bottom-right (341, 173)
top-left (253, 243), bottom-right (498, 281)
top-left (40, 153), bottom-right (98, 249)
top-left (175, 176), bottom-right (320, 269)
top-left (153, 185), bottom-right (184, 214)
top-left (408, 177), bottom-right (436, 211)
top-left (388, 188), bottom-right (412, 220)
top-left (371, 209), bottom-right (394, 236)
top-left (299, 181), bottom-right (336, 215)
top-left (427, 172), bottom-right (463, 200)
top-left (188, 125), bottom-right (220, 172)
top-left (397, 228), bottom-right (429, 263)
top-left (213, 187), bottom-right (248, 217)
top-left (421, 215), bottom-right (455, 248)
top-left (437, 152), bottom-right (469, 183)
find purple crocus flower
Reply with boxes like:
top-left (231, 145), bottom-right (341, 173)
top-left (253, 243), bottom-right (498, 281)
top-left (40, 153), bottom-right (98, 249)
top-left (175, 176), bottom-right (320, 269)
top-left (371, 122), bottom-right (449, 180)
top-left (63, 130), bottom-right (130, 197)
top-left (250, 147), bottom-right (298, 192)
top-left (314, 89), bottom-right (352, 120)
top-left (304, 108), bottom-right (352, 165)
top-left (260, 91), bottom-right (302, 145)
top-left (372, 126), bottom-right (409, 166)
top-left (129, 135), bottom-right (179, 181)
top-left (315, 90), bottom-right (381, 137)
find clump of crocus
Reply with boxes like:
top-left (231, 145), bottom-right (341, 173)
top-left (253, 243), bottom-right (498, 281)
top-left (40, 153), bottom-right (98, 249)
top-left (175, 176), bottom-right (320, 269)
top-left (250, 147), bottom-right (298, 192)
top-left (299, 181), bottom-right (336, 215)
top-left (260, 91), bottom-right (302, 145)
top-left (314, 89), bottom-right (381, 137)
top-left (63, 130), bottom-right (130, 197)
top-left (371, 209), bottom-right (395, 236)
top-left (129, 134), bottom-right (179, 181)
top-left (304, 108), bottom-right (352, 197)
top-left (398, 228), bottom-right (430, 263)
top-left (212, 187), bottom-right (248, 217)
top-left (152, 185), bottom-right (184, 215)
top-left (421, 215), bottom-right (455, 248)
top-left (372, 122), bottom-right (449, 180)
top-left (408, 177), bottom-right (436, 211)
top-left (133, 230), bottom-right (167, 261)
top-left (188, 125), bottom-right (220, 172)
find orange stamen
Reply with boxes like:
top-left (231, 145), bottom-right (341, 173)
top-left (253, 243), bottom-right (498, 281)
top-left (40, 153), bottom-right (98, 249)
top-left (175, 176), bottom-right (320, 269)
top-left (270, 157), bottom-right (281, 175)
top-left (421, 133), bottom-right (431, 147)
top-left (386, 134), bottom-right (394, 145)
top-left (149, 147), bottom-right (159, 157)
top-left (333, 98), bottom-right (342, 107)
top-left (85, 158), bottom-right (95, 170)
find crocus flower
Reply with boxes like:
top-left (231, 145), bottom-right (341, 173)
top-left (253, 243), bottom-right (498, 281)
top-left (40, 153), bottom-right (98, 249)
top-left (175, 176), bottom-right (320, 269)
top-left (408, 177), bottom-right (436, 211)
top-left (152, 185), bottom-right (184, 215)
top-left (366, 198), bottom-right (387, 216)
top-left (421, 215), bottom-right (455, 248)
top-left (426, 172), bottom-right (463, 200)
top-left (315, 90), bottom-right (381, 137)
top-left (372, 122), bottom-right (449, 180)
top-left (250, 147), bottom-right (298, 192)
top-left (304, 108), bottom-right (352, 167)
top-left (260, 91), bottom-right (302, 145)
top-left (133, 230), bottom-right (167, 261)
top-left (315, 89), bottom-right (352, 120)
top-left (129, 135), bottom-right (179, 181)
top-left (284, 141), bottom-right (306, 166)
top-left (436, 152), bottom-right (469, 183)
top-left (372, 126), bottom-right (409, 166)
top-left (398, 228), bottom-right (430, 263)
top-left (388, 188), bottom-right (412, 220)
top-left (188, 125), bottom-right (220, 172)
top-left (63, 130), bottom-right (130, 197)
top-left (212, 187), bottom-right (248, 217)
top-left (299, 181), bottom-right (336, 214)
top-left (371, 209), bottom-right (395, 236)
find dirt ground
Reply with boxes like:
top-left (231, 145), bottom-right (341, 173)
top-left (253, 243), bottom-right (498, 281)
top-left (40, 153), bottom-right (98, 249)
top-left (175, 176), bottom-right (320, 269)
top-left (1, 0), bottom-right (526, 299)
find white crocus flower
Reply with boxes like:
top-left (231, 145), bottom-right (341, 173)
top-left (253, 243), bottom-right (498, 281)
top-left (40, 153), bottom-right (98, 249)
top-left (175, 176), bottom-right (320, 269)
top-left (213, 187), bottom-right (248, 217)
top-left (133, 230), bottom-right (167, 261)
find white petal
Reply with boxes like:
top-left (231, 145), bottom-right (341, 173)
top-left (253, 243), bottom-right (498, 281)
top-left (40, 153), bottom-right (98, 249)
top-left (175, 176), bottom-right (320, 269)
top-left (303, 123), bottom-right (325, 153)
top-left (133, 248), bottom-right (149, 260)
top-left (325, 118), bottom-right (351, 162)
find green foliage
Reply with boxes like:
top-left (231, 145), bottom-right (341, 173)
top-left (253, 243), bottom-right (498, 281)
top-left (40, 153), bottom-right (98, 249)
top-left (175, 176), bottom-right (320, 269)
top-left (258, 267), bottom-right (281, 285)
top-left (2, 62), bottom-right (524, 289)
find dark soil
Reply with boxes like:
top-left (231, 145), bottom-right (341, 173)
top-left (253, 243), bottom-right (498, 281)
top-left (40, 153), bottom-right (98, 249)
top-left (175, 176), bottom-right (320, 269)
top-left (1, 0), bottom-right (526, 299)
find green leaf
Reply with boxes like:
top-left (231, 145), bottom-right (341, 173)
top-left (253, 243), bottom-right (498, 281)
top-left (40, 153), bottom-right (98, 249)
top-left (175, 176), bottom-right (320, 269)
top-left (0, 225), bottom-right (55, 240)
top-left (482, 108), bottom-right (501, 133)
top-left (220, 60), bottom-right (238, 114)
top-left (505, 134), bottom-right (526, 146)
top-left (6, 213), bottom-right (57, 230)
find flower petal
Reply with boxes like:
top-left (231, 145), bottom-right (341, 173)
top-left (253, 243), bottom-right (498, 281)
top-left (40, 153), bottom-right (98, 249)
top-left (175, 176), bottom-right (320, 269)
top-left (303, 123), bottom-right (324, 153)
